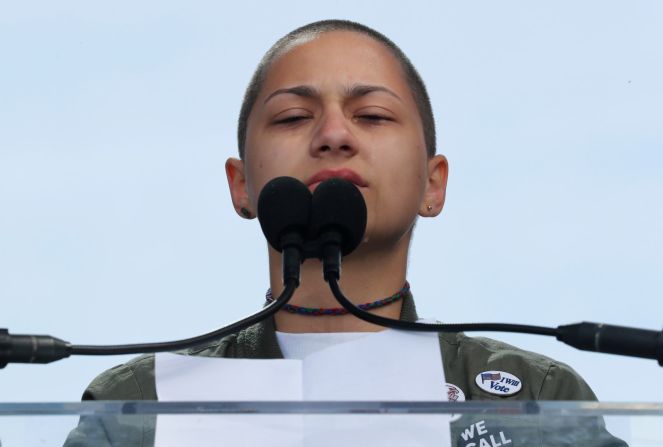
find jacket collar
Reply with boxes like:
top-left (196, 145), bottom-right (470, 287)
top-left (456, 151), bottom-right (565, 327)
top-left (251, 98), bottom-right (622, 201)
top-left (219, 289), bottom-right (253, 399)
top-left (237, 291), bottom-right (418, 359)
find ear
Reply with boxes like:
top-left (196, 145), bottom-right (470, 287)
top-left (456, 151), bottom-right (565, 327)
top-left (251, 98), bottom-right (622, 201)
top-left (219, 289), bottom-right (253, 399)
top-left (225, 157), bottom-right (254, 219)
top-left (419, 154), bottom-right (449, 217)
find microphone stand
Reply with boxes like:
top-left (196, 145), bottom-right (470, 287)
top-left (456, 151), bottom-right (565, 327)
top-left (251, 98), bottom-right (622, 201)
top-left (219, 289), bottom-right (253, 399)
top-left (325, 276), bottom-right (663, 367)
top-left (0, 279), bottom-right (297, 368)
top-left (2, 175), bottom-right (313, 369)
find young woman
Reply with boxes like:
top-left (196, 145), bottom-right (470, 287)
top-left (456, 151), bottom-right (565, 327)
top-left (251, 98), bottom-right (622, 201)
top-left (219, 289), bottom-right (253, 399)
top-left (67, 20), bottom-right (622, 447)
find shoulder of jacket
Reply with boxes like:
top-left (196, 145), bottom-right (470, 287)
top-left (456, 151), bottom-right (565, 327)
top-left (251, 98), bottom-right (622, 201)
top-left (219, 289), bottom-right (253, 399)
top-left (84, 354), bottom-right (156, 400)
top-left (440, 332), bottom-right (595, 400)
top-left (82, 334), bottom-right (241, 401)
top-left (82, 325), bottom-right (263, 401)
top-left (460, 333), bottom-right (556, 373)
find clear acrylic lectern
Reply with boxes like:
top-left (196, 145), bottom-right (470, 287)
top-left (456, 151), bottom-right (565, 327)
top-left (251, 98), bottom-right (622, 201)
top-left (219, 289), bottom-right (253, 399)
top-left (1, 401), bottom-right (660, 446)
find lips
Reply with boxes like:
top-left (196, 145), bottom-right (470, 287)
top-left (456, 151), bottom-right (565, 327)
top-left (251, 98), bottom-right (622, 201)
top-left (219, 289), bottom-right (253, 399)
top-left (305, 169), bottom-right (368, 190)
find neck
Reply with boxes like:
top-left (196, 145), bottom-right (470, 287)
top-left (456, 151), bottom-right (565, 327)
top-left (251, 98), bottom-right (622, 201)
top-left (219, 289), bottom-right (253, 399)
top-left (269, 238), bottom-right (409, 333)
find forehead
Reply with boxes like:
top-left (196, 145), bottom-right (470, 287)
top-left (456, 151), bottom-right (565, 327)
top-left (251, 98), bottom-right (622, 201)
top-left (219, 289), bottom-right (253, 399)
top-left (260, 31), bottom-right (411, 99)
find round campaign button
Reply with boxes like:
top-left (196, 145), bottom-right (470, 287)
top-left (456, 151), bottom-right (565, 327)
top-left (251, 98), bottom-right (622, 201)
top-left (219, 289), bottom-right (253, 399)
top-left (445, 383), bottom-right (466, 402)
top-left (474, 370), bottom-right (522, 396)
top-left (446, 382), bottom-right (466, 422)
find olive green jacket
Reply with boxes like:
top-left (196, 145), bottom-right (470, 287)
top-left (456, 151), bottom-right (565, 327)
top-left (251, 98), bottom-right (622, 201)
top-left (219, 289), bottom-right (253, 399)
top-left (65, 296), bottom-right (625, 446)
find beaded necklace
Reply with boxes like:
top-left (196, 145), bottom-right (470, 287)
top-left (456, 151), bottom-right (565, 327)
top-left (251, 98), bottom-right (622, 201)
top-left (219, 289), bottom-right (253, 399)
top-left (265, 282), bottom-right (409, 316)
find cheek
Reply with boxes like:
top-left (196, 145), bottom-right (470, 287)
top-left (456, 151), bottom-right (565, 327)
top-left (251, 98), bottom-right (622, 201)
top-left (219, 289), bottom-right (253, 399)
top-left (370, 147), bottom-right (427, 220)
top-left (243, 144), bottom-right (306, 208)
top-left (372, 141), bottom-right (428, 195)
top-left (364, 162), bottom-right (426, 236)
top-left (244, 156), bottom-right (276, 209)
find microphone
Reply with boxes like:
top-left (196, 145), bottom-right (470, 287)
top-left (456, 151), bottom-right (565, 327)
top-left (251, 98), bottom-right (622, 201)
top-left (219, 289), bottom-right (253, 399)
top-left (257, 176), bottom-right (312, 286)
top-left (557, 322), bottom-right (663, 366)
top-left (0, 329), bottom-right (70, 368)
top-left (309, 178), bottom-right (367, 281)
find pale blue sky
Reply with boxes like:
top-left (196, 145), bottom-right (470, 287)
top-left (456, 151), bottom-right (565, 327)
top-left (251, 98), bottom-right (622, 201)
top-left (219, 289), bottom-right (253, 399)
top-left (1, 0), bottom-right (662, 409)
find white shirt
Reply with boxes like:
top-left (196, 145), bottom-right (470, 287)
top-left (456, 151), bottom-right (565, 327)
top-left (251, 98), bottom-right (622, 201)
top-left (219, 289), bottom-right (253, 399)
top-left (275, 331), bottom-right (371, 360)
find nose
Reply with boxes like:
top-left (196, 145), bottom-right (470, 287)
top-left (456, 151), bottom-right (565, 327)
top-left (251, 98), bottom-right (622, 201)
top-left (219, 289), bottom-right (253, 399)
top-left (309, 109), bottom-right (358, 158)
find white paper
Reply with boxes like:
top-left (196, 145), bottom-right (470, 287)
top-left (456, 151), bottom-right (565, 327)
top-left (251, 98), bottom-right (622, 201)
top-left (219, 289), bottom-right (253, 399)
top-left (154, 329), bottom-right (451, 447)
top-left (301, 330), bottom-right (450, 446)
top-left (155, 355), bottom-right (303, 447)
top-left (303, 329), bottom-right (445, 400)
top-left (156, 355), bottom-right (303, 401)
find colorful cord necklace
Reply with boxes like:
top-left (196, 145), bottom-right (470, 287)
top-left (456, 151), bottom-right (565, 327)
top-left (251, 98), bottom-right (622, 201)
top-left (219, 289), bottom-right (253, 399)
top-left (265, 282), bottom-right (409, 316)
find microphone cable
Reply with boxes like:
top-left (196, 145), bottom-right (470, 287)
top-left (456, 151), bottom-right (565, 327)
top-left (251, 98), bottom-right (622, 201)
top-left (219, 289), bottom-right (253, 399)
top-left (314, 177), bottom-right (663, 366)
top-left (72, 279), bottom-right (298, 355)
top-left (1, 279), bottom-right (298, 367)
top-left (327, 278), bottom-right (663, 365)
top-left (327, 278), bottom-right (557, 337)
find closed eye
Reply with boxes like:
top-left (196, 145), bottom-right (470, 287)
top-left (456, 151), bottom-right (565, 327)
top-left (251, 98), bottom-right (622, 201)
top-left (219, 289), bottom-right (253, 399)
top-left (353, 105), bottom-right (396, 124)
top-left (355, 114), bottom-right (393, 124)
top-left (273, 115), bottom-right (310, 125)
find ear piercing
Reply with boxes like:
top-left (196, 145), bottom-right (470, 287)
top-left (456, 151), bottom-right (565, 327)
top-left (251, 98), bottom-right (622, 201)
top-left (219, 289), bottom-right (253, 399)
top-left (426, 205), bottom-right (433, 212)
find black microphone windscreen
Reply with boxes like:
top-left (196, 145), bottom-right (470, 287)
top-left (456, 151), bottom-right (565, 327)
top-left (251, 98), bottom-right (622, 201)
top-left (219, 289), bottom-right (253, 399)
top-left (257, 177), bottom-right (312, 252)
top-left (310, 178), bottom-right (367, 256)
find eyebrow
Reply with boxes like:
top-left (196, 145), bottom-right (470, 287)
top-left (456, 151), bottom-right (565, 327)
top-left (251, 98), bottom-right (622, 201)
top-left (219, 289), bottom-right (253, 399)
top-left (264, 85), bottom-right (318, 104)
top-left (263, 84), bottom-right (402, 104)
top-left (345, 84), bottom-right (402, 102)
